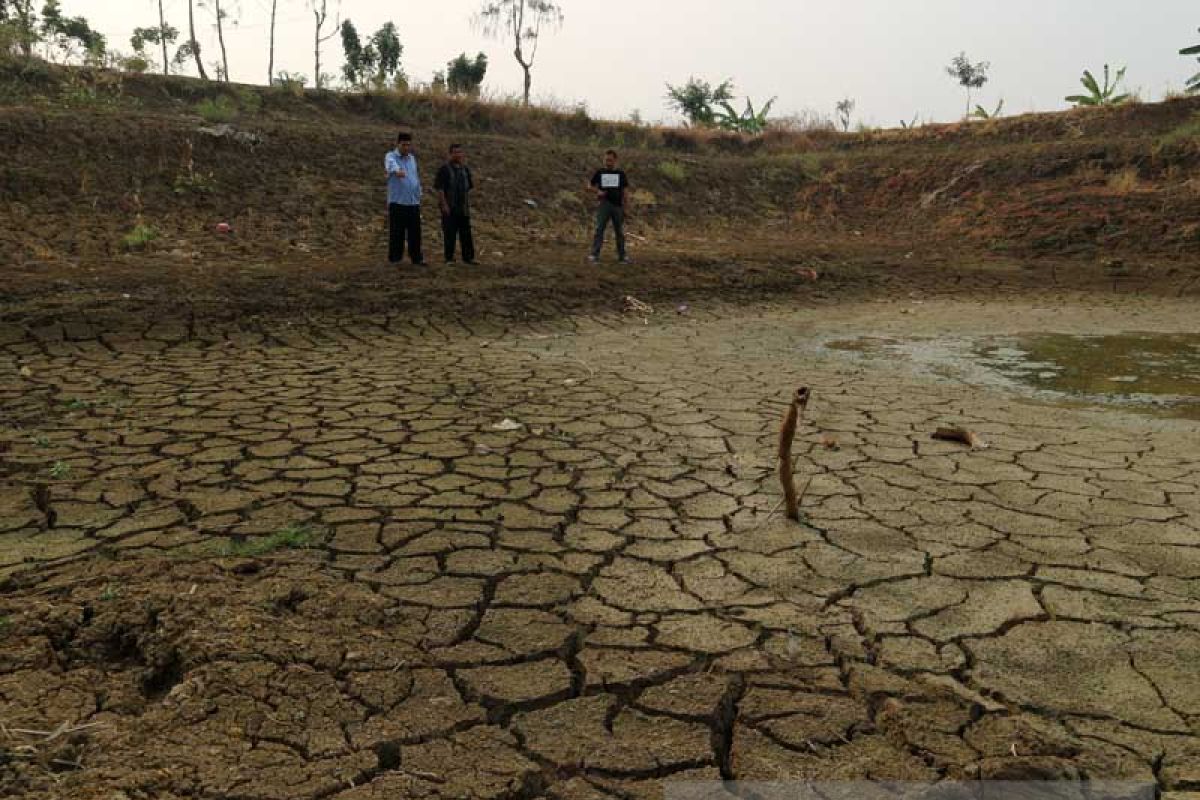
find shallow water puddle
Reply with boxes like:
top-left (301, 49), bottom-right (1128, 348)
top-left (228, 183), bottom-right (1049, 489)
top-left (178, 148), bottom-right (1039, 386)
top-left (825, 333), bottom-right (1200, 420)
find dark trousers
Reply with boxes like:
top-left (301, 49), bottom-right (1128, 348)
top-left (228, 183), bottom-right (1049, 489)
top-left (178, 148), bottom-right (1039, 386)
top-left (592, 201), bottom-right (626, 259)
top-left (442, 211), bottom-right (475, 262)
top-left (388, 203), bottom-right (423, 264)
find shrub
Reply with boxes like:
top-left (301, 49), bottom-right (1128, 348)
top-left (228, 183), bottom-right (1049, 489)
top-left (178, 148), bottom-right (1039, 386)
top-left (122, 223), bottom-right (159, 250)
top-left (657, 161), bottom-right (688, 182)
top-left (196, 95), bottom-right (236, 123)
top-left (1106, 167), bottom-right (1141, 193)
top-left (235, 87), bottom-right (262, 115)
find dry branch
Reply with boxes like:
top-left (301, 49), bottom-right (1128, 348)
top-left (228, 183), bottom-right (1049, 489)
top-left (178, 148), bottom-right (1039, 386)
top-left (777, 387), bottom-right (811, 521)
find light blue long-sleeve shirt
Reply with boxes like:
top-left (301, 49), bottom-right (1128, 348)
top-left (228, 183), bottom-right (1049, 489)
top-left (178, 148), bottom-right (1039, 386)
top-left (385, 150), bottom-right (422, 206)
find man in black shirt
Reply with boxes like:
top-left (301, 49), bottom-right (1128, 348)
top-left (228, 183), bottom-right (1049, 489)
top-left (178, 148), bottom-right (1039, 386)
top-left (434, 143), bottom-right (476, 264)
top-left (588, 149), bottom-right (631, 264)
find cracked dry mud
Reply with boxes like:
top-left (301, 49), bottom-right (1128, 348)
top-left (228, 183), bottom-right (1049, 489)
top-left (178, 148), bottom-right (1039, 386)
top-left (1, 298), bottom-right (1198, 799)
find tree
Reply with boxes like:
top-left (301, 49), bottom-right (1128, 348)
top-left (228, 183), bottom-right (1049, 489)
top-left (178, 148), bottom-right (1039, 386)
top-left (1066, 65), bottom-right (1131, 107)
top-left (40, 0), bottom-right (105, 64)
top-left (446, 51), bottom-right (487, 96)
top-left (267, 0), bottom-right (281, 84)
top-left (0, 0), bottom-right (38, 57)
top-left (339, 19), bottom-right (372, 86)
top-left (309, 0), bottom-right (338, 89)
top-left (183, 0), bottom-right (208, 79)
top-left (131, 23), bottom-right (178, 76)
top-left (664, 77), bottom-right (735, 127)
top-left (477, 0), bottom-right (562, 106)
top-left (1182, 28), bottom-right (1200, 94)
top-left (371, 21), bottom-right (401, 87)
top-left (201, 0), bottom-right (232, 81)
top-left (132, 1), bottom-right (176, 75)
top-left (340, 19), bottom-right (401, 89)
top-left (715, 96), bottom-right (776, 134)
top-left (835, 97), bottom-right (855, 132)
top-left (945, 52), bottom-right (990, 118)
top-left (430, 69), bottom-right (446, 93)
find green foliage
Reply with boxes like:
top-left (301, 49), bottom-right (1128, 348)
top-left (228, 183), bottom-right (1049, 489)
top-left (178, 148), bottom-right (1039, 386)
top-left (235, 86), bottom-right (262, 115)
top-left (0, 0), bottom-right (39, 58)
top-left (48, 460), bottom-right (71, 479)
top-left (0, 616), bottom-right (10, 636)
top-left (715, 96), bottom-right (776, 134)
top-left (195, 94), bottom-right (236, 122)
top-left (273, 70), bottom-right (307, 96)
top-left (130, 24), bottom-right (177, 55)
top-left (122, 222), bottom-right (159, 250)
top-left (946, 51), bottom-right (990, 117)
top-left (657, 161), bottom-right (687, 182)
top-left (1182, 28), bottom-right (1200, 94)
top-left (971, 98), bottom-right (1004, 120)
top-left (665, 76), bottom-right (735, 127)
top-left (223, 523), bottom-right (320, 557)
top-left (1066, 65), bottom-right (1131, 107)
top-left (99, 582), bottom-right (121, 601)
top-left (121, 53), bottom-right (149, 73)
top-left (40, 0), bottom-right (105, 64)
top-left (341, 18), bottom-right (403, 89)
top-left (447, 51), bottom-right (487, 96)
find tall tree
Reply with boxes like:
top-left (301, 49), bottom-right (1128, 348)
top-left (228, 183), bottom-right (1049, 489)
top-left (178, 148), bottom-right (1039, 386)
top-left (371, 21), bottom-right (400, 87)
top-left (201, 0), bottom-right (232, 81)
top-left (131, 1), bottom-right (176, 75)
top-left (308, 0), bottom-right (338, 88)
top-left (267, 0), bottom-right (280, 84)
top-left (185, 0), bottom-right (208, 79)
top-left (339, 18), bottom-right (372, 87)
top-left (476, 0), bottom-right (562, 105)
top-left (132, 22), bottom-right (179, 75)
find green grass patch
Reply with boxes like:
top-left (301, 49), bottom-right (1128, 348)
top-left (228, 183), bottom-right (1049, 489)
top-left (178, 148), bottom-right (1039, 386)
top-left (1159, 114), bottom-right (1200, 148)
top-left (99, 583), bottom-right (121, 601)
top-left (196, 95), bottom-right (237, 123)
top-left (222, 523), bottom-right (321, 558)
top-left (122, 223), bottom-right (159, 251)
top-left (657, 161), bottom-right (688, 182)
top-left (49, 461), bottom-right (72, 479)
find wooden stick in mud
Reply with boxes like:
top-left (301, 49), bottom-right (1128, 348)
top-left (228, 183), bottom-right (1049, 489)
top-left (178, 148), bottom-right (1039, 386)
top-left (778, 387), bottom-right (811, 522)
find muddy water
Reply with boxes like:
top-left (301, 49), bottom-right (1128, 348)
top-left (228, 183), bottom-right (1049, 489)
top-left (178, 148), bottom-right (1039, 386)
top-left (826, 332), bottom-right (1200, 420)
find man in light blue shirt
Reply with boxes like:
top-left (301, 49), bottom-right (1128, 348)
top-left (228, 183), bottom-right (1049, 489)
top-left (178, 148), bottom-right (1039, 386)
top-left (385, 131), bottom-right (425, 265)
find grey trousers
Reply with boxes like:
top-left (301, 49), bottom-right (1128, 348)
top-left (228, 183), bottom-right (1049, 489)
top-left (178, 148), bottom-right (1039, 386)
top-left (591, 201), bottom-right (626, 259)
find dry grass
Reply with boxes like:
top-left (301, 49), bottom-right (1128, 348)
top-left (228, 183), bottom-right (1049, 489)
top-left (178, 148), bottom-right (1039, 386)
top-left (1106, 167), bottom-right (1142, 194)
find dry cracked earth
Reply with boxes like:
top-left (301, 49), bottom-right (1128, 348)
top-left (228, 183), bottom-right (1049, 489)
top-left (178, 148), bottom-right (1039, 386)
top-left (0, 296), bottom-right (1198, 799)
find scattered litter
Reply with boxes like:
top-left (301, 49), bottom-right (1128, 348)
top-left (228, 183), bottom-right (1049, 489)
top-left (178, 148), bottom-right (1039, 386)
top-left (1108, 375), bottom-right (1139, 383)
top-left (798, 268), bottom-right (819, 281)
top-left (474, 442), bottom-right (492, 453)
top-left (563, 378), bottom-right (579, 386)
top-left (531, 427), bottom-right (545, 436)
top-left (121, 293), bottom-right (131, 299)
top-left (820, 436), bottom-right (840, 451)
top-left (197, 123), bottom-right (264, 147)
top-left (676, 304), bottom-right (689, 314)
top-left (18, 366), bottom-right (33, 378)
top-left (623, 295), bottom-right (654, 315)
top-left (905, 252), bottom-right (915, 260)
top-left (931, 426), bottom-right (989, 450)
top-left (523, 199), bottom-right (538, 208)
top-left (492, 250), bottom-right (504, 258)
top-left (490, 418), bottom-right (523, 432)
top-left (215, 222), bottom-right (232, 234)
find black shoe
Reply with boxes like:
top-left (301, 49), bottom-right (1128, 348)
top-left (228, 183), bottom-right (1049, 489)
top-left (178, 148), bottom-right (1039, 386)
top-left (445, 259), bottom-right (457, 265)
top-left (413, 260), bottom-right (428, 266)
top-left (463, 259), bottom-right (477, 265)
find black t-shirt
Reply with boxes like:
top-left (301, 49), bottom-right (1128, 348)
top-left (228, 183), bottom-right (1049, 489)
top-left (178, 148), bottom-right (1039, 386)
top-left (591, 168), bottom-right (629, 205)
top-left (434, 163), bottom-right (474, 215)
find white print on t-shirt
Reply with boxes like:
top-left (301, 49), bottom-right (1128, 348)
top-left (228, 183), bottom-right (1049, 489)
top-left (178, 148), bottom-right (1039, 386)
top-left (600, 173), bottom-right (621, 189)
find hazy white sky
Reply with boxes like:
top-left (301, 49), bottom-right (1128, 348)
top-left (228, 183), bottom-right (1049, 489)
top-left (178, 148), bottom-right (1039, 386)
top-left (62, 0), bottom-right (1200, 126)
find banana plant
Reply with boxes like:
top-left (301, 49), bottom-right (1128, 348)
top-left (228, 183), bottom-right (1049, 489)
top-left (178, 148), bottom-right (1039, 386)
top-left (970, 99), bottom-right (1004, 120)
top-left (1183, 29), bottom-right (1200, 94)
top-left (1066, 65), bottom-right (1131, 107)
top-left (715, 96), bottom-right (776, 134)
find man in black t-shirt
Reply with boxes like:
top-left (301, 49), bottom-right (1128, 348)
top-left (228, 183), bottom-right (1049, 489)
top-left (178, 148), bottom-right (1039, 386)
top-left (588, 149), bottom-right (631, 264)
top-left (434, 143), bottom-right (476, 264)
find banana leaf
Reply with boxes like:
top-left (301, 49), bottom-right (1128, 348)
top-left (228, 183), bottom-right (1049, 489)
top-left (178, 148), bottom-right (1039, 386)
top-left (1066, 94), bottom-right (1097, 106)
top-left (1182, 45), bottom-right (1200, 55)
